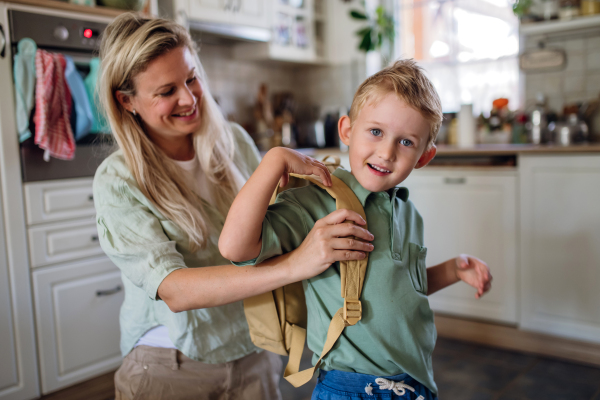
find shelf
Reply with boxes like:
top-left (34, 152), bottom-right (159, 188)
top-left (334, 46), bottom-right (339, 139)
top-left (5, 0), bottom-right (129, 17)
top-left (519, 14), bottom-right (600, 36)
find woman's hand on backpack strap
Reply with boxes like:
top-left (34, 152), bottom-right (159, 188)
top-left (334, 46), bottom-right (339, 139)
top-left (265, 147), bottom-right (332, 188)
top-left (287, 209), bottom-right (374, 281)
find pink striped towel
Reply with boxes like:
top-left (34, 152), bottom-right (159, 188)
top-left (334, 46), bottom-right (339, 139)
top-left (34, 49), bottom-right (75, 161)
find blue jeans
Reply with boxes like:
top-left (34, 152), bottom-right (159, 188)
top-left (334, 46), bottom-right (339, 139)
top-left (311, 370), bottom-right (437, 400)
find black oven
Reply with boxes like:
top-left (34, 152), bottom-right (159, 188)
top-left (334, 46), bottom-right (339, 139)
top-left (9, 9), bottom-right (114, 182)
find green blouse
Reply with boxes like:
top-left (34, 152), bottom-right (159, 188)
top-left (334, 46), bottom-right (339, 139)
top-left (93, 123), bottom-right (261, 363)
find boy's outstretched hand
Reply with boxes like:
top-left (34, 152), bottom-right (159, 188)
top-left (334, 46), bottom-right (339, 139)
top-left (454, 254), bottom-right (492, 299)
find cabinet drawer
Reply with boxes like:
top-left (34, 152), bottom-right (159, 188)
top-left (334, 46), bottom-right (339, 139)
top-left (28, 218), bottom-right (104, 268)
top-left (24, 178), bottom-right (95, 225)
top-left (32, 257), bottom-right (123, 393)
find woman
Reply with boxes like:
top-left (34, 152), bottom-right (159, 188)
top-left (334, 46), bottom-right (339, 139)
top-left (94, 13), bottom-right (374, 400)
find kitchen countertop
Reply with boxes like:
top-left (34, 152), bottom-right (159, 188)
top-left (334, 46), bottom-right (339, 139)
top-left (307, 143), bottom-right (600, 157)
top-left (5, 0), bottom-right (130, 17)
top-left (434, 143), bottom-right (600, 156)
top-left (305, 143), bottom-right (600, 168)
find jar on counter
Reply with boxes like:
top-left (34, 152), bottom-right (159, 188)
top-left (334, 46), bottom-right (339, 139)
top-left (581, 0), bottom-right (600, 15)
top-left (559, 0), bottom-right (581, 19)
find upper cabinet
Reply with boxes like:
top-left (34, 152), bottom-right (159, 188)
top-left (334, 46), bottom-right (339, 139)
top-left (519, 14), bottom-right (600, 36)
top-left (177, 0), bottom-right (269, 28)
top-left (175, 0), bottom-right (363, 64)
top-left (233, 0), bottom-right (320, 63)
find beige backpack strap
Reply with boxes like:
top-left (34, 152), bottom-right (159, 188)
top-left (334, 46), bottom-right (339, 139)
top-left (282, 324), bottom-right (307, 377)
top-left (321, 155), bottom-right (341, 173)
top-left (284, 173), bottom-right (368, 387)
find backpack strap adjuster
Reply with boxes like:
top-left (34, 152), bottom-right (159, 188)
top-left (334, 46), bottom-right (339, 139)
top-left (343, 299), bottom-right (362, 326)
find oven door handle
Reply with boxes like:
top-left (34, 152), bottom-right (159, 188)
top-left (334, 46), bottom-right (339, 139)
top-left (0, 24), bottom-right (6, 59)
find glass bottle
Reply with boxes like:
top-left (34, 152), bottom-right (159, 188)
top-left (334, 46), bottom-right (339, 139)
top-left (528, 94), bottom-right (548, 144)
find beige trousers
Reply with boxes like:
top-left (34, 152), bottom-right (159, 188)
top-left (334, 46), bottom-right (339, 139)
top-left (114, 345), bottom-right (282, 400)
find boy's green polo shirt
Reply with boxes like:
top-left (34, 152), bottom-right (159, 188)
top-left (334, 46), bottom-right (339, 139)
top-left (236, 168), bottom-right (437, 394)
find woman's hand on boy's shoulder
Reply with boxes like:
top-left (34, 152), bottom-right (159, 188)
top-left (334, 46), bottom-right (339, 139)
top-left (265, 147), bottom-right (332, 188)
top-left (454, 254), bottom-right (492, 299)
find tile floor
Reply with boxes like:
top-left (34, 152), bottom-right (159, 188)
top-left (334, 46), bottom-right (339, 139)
top-left (279, 337), bottom-right (600, 400)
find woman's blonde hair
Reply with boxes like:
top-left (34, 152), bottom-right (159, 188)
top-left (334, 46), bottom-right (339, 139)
top-left (349, 59), bottom-right (443, 149)
top-left (98, 13), bottom-right (244, 251)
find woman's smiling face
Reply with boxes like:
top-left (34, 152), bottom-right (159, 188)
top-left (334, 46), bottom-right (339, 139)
top-left (124, 46), bottom-right (203, 145)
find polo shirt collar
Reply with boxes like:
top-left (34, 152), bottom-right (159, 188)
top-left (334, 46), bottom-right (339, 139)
top-left (332, 168), bottom-right (410, 206)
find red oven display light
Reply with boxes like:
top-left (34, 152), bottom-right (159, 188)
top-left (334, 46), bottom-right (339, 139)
top-left (83, 28), bottom-right (93, 39)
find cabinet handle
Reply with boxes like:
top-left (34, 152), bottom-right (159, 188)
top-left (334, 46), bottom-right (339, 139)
top-left (91, 235), bottom-right (99, 242)
top-left (96, 285), bottom-right (122, 297)
top-left (88, 194), bottom-right (94, 202)
top-left (444, 177), bottom-right (466, 185)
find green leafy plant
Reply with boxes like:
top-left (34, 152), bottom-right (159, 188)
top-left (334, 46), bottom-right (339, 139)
top-left (350, 6), bottom-right (395, 53)
top-left (512, 0), bottom-right (533, 17)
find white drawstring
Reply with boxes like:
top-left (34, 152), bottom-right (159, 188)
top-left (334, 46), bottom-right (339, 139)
top-left (375, 377), bottom-right (416, 396)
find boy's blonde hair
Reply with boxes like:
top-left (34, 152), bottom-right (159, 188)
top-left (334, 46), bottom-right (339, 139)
top-left (349, 59), bottom-right (443, 149)
top-left (98, 13), bottom-right (245, 251)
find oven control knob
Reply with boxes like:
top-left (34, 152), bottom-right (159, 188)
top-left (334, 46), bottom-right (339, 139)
top-left (53, 26), bottom-right (69, 41)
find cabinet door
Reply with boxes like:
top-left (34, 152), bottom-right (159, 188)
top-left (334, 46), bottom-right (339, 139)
top-left (0, 190), bottom-right (39, 400)
top-left (187, 0), bottom-right (233, 24)
top-left (33, 257), bottom-right (124, 393)
top-left (235, 0), bottom-right (268, 27)
top-left (186, 0), bottom-right (267, 27)
top-left (520, 155), bottom-right (600, 343)
top-left (402, 169), bottom-right (518, 323)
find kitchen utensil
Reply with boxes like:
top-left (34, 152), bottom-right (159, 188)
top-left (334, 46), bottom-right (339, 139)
top-left (552, 114), bottom-right (589, 145)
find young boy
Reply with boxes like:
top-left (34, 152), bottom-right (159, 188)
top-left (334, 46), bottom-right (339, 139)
top-left (220, 60), bottom-right (492, 399)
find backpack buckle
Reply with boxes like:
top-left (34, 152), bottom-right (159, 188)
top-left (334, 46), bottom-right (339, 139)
top-left (343, 299), bottom-right (362, 326)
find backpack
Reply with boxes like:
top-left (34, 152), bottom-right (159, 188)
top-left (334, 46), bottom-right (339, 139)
top-left (242, 156), bottom-right (369, 387)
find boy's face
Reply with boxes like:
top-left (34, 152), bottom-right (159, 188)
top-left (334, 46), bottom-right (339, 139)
top-left (338, 93), bottom-right (436, 193)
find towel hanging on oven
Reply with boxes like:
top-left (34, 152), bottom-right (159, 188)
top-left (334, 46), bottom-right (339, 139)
top-left (64, 56), bottom-right (93, 140)
top-left (34, 49), bottom-right (76, 161)
top-left (84, 57), bottom-right (110, 134)
top-left (13, 38), bottom-right (37, 143)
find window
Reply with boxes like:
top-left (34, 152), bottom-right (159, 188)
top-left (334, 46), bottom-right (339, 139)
top-left (397, 0), bottom-right (521, 116)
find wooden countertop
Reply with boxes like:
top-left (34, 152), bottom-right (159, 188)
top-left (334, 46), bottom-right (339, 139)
top-left (435, 143), bottom-right (600, 156)
top-left (310, 143), bottom-right (600, 157)
top-left (4, 0), bottom-right (131, 18)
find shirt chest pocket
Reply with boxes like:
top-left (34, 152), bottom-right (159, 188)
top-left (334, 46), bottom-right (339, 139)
top-left (407, 243), bottom-right (428, 295)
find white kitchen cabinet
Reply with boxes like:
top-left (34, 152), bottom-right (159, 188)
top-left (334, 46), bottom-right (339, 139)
top-left (233, 0), bottom-right (322, 63)
top-left (0, 4), bottom-right (40, 399)
top-left (23, 178), bottom-right (122, 394)
top-left (32, 257), bottom-right (124, 394)
top-left (180, 0), bottom-right (268, 28)
top-left (402, 168), bottom-right (519, 324)
top-left (519, 154), bottom-right (600, 344)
